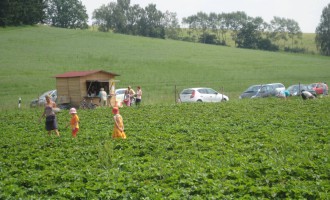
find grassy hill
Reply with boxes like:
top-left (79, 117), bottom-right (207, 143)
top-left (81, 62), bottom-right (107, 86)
top-left (0, 26), bottom-right (329, 109)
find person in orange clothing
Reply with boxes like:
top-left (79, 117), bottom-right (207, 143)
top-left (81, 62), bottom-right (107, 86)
top-left (66, 108), bottom-right (79, 138)
top-left (112, 107), bottom-right (126, 139)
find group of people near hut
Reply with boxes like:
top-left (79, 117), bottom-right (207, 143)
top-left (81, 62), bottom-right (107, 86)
top-left (39, 86), bottom-right (142, 139)
top-left (98, 85), bottom-right (142, 107)
top-left (122, 86), bottom-right (142, 107)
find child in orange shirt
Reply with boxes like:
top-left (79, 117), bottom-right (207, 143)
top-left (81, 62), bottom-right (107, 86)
top-left (66, 108), bottom-right (79, 138)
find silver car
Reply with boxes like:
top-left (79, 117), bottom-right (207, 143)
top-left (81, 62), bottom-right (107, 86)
top-left (239, 85), bottom-right (262, 99)
top-left (252, 83), bottom-right (285, 98)
top-left (30, 90), bottom-right (57, 107)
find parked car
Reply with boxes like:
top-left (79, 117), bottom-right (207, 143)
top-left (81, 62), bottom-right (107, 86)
top-left (287, 84), bottom-right (316, 96)
top-left (30, 89), bottom-right (57, 107)
top-left (252, 83), bottom-right (285, 98)
top-left (115, 88), bottom-right (126, 103)
top-left (309, 82), bottom-right (328, 95)
top-left (239, 84), bottom-right (262, 99)
top-left (179, 88), bottom-right (229, 103)
top-left (115, 88), bottom-right (135, 104)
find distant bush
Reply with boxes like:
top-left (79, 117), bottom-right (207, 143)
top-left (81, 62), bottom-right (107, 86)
top-left (199, 33), bottom-right (217, 44)
top-left (284, 47), bottom-right (307, 53)
top-left (257, 38), bottom-right (279, 51)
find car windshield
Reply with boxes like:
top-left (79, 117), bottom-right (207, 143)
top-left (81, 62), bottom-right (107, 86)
top-left (305, 85), bottom-right (314, 90)
top-left (116, 90), bottom-right (126, 95)
top-left (288, 85), bottom-right (306, 90)
top-left (244, 85), bottom-right (261, 93)
top-left (206, 88), bottom-right (218, 94)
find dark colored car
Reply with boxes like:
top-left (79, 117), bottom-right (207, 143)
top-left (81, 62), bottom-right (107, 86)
top-left (252, 83), bottom-right (285, 98)
top-left (287, 84), bottom-right (316, 96)
top-left (239, 85), bottom-right (262, 99)
top-left (240, 83), bottom-right (285, 99)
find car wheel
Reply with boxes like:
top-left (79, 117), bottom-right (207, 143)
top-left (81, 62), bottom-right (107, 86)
top-left (222, 98), bottom-right (227, 102)
top-left (197, 99), bottom-right (203, 102)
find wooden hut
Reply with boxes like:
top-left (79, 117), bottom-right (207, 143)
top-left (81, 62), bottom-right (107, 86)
top-left (55, 70), bottom-right (120, 107)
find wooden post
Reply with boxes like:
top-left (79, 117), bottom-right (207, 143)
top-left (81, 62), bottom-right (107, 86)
top-left (220, 86), bottom-right (224, 101)
top-left (175, 85), bottom-right (177, 104)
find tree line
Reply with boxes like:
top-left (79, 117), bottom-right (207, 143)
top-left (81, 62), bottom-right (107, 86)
top-left (0, 0), bottom-right (329, 56)
top-left (0, 0), bottom-right (88, 28)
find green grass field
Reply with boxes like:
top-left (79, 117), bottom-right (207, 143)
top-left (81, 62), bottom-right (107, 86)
top-left (1, 98), bottom-right (329, 199)
top-left (0, 26), bottom-right (329, 109)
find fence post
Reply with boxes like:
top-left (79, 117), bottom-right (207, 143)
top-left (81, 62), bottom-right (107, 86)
top-left (220, 86), bottom-right (224, 101)
top-left (175, 85), bottom-right (177, 104)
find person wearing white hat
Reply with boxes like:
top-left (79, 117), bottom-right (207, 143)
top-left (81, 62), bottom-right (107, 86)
top-left (66, 108), bottom-right (79, 138)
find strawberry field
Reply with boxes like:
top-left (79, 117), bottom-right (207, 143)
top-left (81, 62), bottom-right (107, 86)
top-left (0, 98), bottom-right (329, 199)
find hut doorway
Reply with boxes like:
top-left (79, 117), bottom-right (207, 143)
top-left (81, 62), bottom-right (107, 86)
top-left (86, 80), bottom-right (109, 97)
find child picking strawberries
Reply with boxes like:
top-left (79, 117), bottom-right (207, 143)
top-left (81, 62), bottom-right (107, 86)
top-left (66, 108), bottom-right (79, 138)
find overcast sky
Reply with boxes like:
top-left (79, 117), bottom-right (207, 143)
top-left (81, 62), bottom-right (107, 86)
top-left (81, 0), bottom-right (329, 33)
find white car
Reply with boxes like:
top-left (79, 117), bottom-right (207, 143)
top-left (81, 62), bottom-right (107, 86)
top-left (179, 88), bottom-right (229, 103)
top-left (115, 88), bottom-right (136, 104)
top-left (115, 88), bottom-right (127, 103)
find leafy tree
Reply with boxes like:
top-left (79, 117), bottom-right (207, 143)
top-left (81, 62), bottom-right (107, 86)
top-left (112, 0), bottom-right (130, 33)
top-left (182, 15), bottom-right (200, 42)
top-left (92, 2), bottom-right (117, 32)
top-left (199, 33), bottom-right (216, 44)
top-left (269, 17), bottom-right (302, 50)
top-left (257, 38), bottom-right (279, 51)
top-left (45, 0), bottom-right (88, 29)
top-left (182, 12), bottom-right (209, 43)
top-left (162, 11), bottom-right (180, 39)
top-left (209, 12), bottom-right (225, 44)
top-left (227, 11), bottom-right (248, 46)
top-left (139, 4), bottom-right (165, 38)
top-left (93, 1), bottom-right (166, 39)
top-left (0, 0), bottom-right (45, 26)
top-left (269, 17), bottom-right (288, 45)
top-left (126, 4), bottom-right (143, 35)
top-left (286, 19), bottom-right (302, 48)
top-left (236, 22), bottom-right (261, 49)
top-left (218, 13), bottom-right (231, 45)
top-left (195, 12), bottom-right (209, 43)
top-left (315, 3), bottom-right (330, 56)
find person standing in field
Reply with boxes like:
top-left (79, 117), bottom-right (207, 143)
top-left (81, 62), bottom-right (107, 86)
top-left (39, 95), bottom-right (60, 136)
top-left (135, 86), bottom-right (142, 106)
top-left (123, 90), bottom-right (130, 106)
top-left (66, 108), bottom-right (79, 138)
top-left (322, 82), bottom-right (328, 95)
top-left (112, 107), bottom-right (126, 139)
top-left (127, 86), bottom-right (135, 106)
top-left (99, 88), bottom-right (107, 107)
